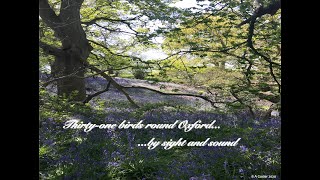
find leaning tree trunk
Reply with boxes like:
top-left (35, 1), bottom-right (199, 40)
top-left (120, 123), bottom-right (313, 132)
top-left (40, 0), bottom-right (92, 101)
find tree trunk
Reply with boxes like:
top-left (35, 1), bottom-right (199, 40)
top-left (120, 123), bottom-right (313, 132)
top-left (52, 49), bottom-right (86, 101)
top-left (40, 0), bottom-right (92, 101)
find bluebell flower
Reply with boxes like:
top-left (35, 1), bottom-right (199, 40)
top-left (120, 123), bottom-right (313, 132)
top-left (240, 145), bottom-right (248, 152)
top-left (239, 168), bottom-right (244, 173)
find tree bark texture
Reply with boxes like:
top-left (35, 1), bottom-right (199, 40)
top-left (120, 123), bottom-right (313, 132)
top-left (40, 0), bottom-right (92, 101)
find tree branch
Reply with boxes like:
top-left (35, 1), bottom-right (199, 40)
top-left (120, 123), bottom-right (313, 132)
top-left (82, 16), bottom-right (141, 26)
top-left (41, 64), bottom-right (133, 87)
top-left (159, 41), bottom-right (246, 62)
top-left (39, 0), bottom-right (62, 29)
top-left (41, 66), bottom-right (86, 87)
top-left (83, 81), bottom-right (111, 103)
top-left (91, 23), bottom-right (137, 35)
top-left (88, 40), bottom-right (151, 65)
top-left (39, 0), bottom-right (66, 39)
top-left (246, 17), bottom-right (281, 92)
top-left (222, 50), bottom-right (253, 85)
top-left (230, 90), bottom-right (255, 118)
top-left (85, 64), bottom-right (140, 108)
top-left (121, 85), bottom-right (228, 108)
top-left (238, 0), bottom-right (281, 27)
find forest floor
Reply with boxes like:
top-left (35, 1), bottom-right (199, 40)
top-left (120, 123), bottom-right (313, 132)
top-left (40, 76), bottom-right (281, 180)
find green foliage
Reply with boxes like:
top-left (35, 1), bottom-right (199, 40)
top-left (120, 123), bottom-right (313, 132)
top-left (115, 160), bottom-right (158, 179)
top-left (39, 0), bottom-right (281, 177)
top-left (133, 68), bottom-right (146, 80)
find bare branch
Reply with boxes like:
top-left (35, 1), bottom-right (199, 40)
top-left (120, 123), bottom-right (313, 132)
top-left (159, 41), bottom-right (247, 62)
top-left (246, 17), bottom-right (281, 92)
top-left (238, 0), bottom-right (281, 27)
top-left (83, 81), bottom-right (111, 103)
top-left (88, 40), bottom-right (151, 65)
top-left (86, 64), bottom-right (140, 108)
top-left (82, 16), bottom-right (141, 26)
top-left (92, 23), bottom-right (137, 35)
top-left (41, 67), bottom-right (86, 87)
top-left (230, 90), bottom-right (255, 118)
top-left (41, 64), bottom-right (133, 87)
top-left (121, 85), bottom-right (228, 108)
